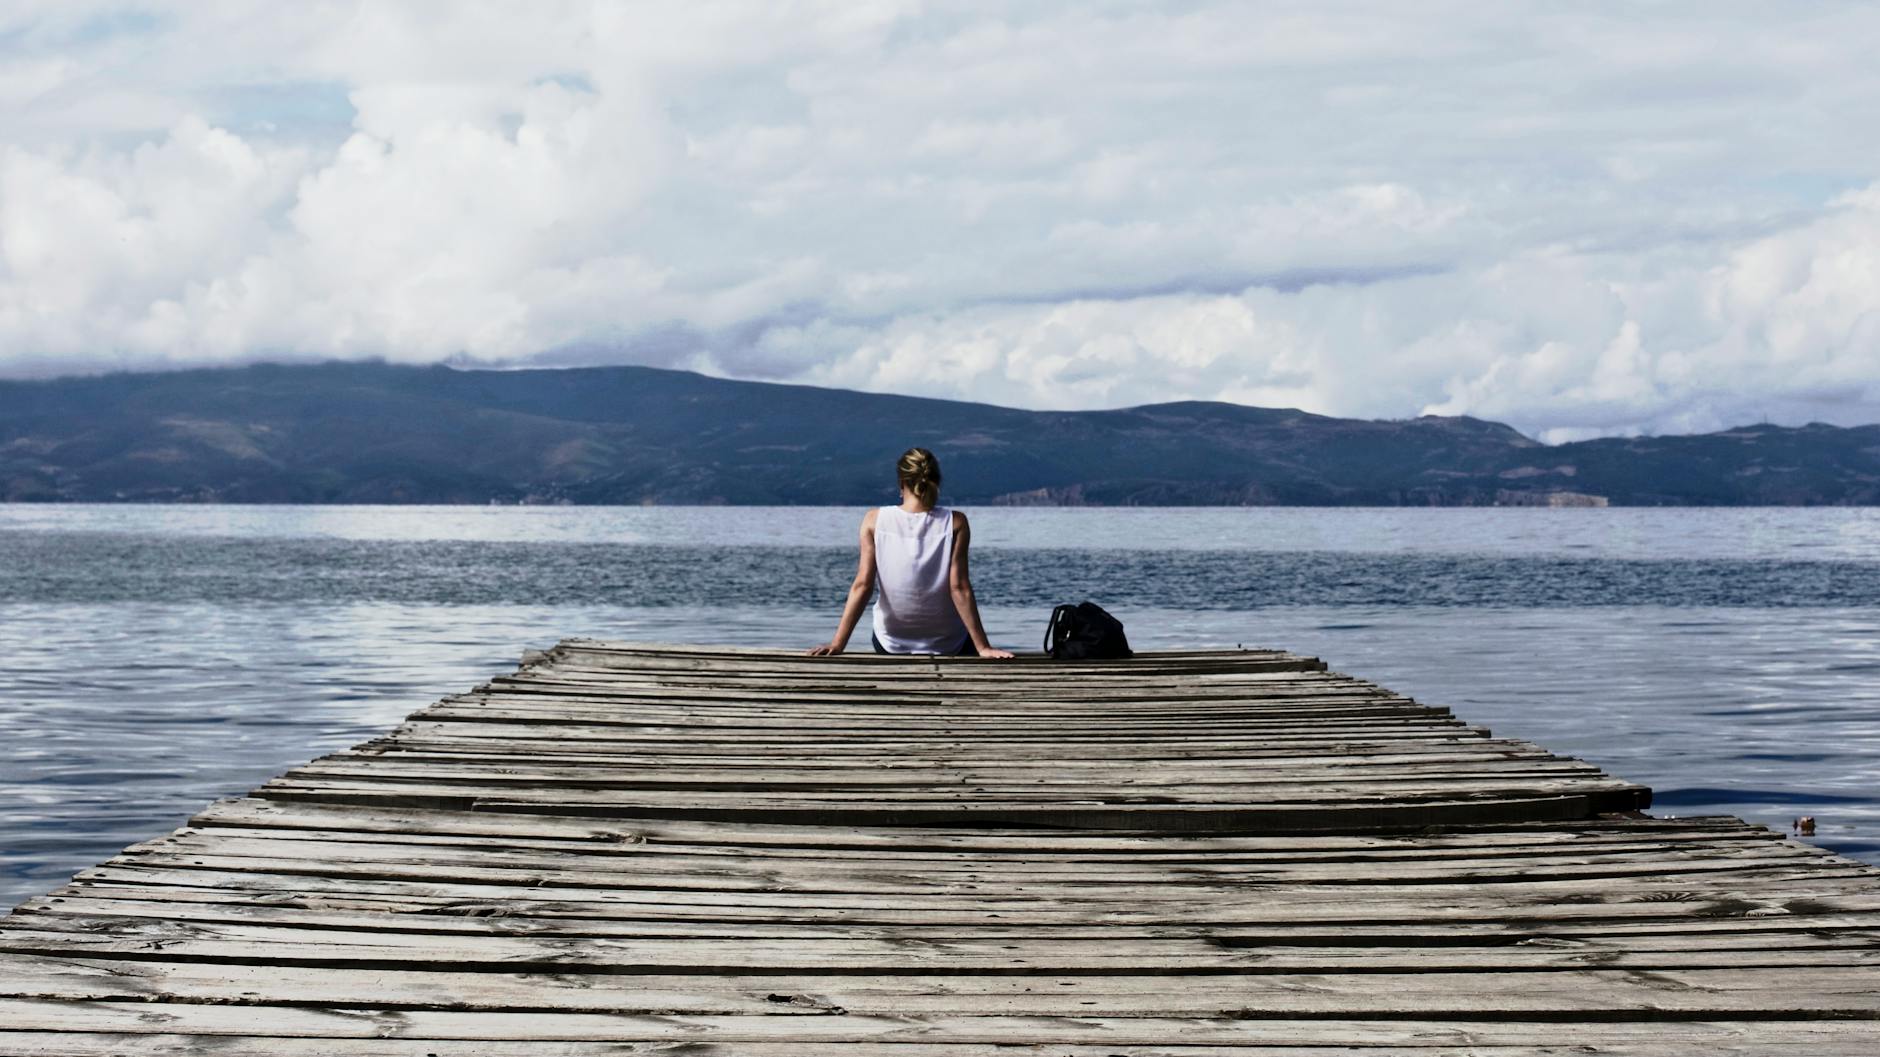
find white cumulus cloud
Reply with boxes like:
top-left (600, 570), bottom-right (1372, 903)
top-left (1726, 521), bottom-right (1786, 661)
top-left (1, 2), bottom-right (1879, 438)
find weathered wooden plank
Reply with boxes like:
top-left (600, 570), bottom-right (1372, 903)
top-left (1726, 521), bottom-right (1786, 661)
top-left (89, 852), bottom-right (1840, 905)
top-left (7, 934), bottom-right (1876, 980)
top-left (4, 956), bottom-right (1880, 1018)
top-left (293, 754), bottom-right (1609, 781)
top-left (21, 894), bottom-right (1880, 943)
top-left (495, 674), bottom-right (1385, 696)
top-left (186, 797), bottom-right (1758, 849)
top-left (254, 769), bottom-right (1648, 800)
top-left (104, 833), bottom-right (1832, 886)
top-left (34, 878), bottom-right (1880, 928)
top-left (352, 736), bottom-right (1558, 762)
top-left (403, 711), bottom-right (1483, 739)
top-left (5, 1038), bottom-right (1878, 1057)
top-left (549, 641), bottom-right (1311, 667)
top-left (9, 913), bottom-right (1880, 974)
top-left (53, 864), bottom-right (1880, 922)
top-left (5, 1038), bottom-right (1876, 1057)
top-left (131, 823), bottom-right (1808, 867)
top-left (462, 684), bottom-right (1403, 707)
top-left (3, 1001), bottom-right (1878, 1046)
top-left (251, 789), bottom-right (1648, 832)
top-left (388, 720), bottom-right (1503, 749)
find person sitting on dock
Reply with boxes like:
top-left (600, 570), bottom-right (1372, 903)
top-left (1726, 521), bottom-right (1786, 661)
top-left (808, 447), bottom-right (1014, 659)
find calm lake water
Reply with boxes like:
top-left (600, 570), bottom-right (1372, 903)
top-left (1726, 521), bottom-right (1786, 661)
top-left (3, 505), bottom-right (1879, 910)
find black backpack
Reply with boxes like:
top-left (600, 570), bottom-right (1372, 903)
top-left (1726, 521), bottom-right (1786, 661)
top-left (1043, 602), bottom-right (1133, 660)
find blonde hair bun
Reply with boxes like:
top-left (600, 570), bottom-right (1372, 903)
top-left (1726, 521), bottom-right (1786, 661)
top-left (897, 447), bottom-right (942, 505)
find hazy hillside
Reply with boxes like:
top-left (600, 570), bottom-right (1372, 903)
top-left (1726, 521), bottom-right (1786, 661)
top-left (2, 362), bottom-right (1876, 505)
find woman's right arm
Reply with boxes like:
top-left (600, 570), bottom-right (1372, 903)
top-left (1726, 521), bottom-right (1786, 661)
top-left (807, 510), bottom-right (878, 656)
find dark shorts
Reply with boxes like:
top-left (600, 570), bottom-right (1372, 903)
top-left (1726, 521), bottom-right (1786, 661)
top-left (872, 633), bottom-right (975, 656)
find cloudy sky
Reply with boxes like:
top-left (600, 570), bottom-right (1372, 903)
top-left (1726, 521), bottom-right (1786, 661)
top-left (4, 2), bottom-right (1879, 440)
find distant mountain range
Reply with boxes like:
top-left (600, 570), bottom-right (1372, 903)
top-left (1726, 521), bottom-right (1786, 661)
top-left (2, 361), bottom-right (1876, 505)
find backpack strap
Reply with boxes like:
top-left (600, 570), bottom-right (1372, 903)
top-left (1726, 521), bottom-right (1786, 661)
top-left (1043, 604), bottom-right (1076, 655)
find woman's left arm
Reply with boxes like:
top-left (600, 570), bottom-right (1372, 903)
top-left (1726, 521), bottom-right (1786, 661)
top-left (948, 512), bottom-right (1014, 659)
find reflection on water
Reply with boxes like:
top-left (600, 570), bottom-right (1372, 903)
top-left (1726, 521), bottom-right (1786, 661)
top-left (1252, 607), bottom-right (1880, 864)
top-left (3, 599), bottom-right (1878, 910)
top-left (7, 535), bottom-right (1880, 608)
top-left (7, 504), bottom-right (1880, 560)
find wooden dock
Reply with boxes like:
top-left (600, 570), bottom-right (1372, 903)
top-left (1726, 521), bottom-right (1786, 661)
top-left (2, 642), bottom-right (1877, 1054)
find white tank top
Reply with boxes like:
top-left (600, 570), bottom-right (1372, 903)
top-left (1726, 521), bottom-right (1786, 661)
top-left (871, 505), bottom-right (968, 654)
